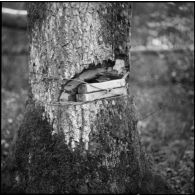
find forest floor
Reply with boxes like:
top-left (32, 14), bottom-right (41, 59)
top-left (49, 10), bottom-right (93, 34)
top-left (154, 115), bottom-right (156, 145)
top-left (1, 51), bottom-right (194, 194)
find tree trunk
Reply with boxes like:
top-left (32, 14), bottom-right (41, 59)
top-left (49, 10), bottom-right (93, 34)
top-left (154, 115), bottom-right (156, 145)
top-left (28, 2), bottom-right (133, 151)
top-left (13, 2), bottom-right (174, 194)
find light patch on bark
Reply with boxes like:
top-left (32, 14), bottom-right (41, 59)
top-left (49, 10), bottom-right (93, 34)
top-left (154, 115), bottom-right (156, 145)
top-left (40, 99), bottom-right (111, 151)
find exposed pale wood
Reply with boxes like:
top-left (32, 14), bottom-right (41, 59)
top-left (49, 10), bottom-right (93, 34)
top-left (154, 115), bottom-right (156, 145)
top-left (2, 7), bottom-right (27, 30)
top-left (60, 92), bottom-right (75, 101)
top-left (113, 59), bottom-right (125, 74)
top-left (78, 78), bottom-right (126, 94)
top-left (76, 87), bottom-right (127, 102)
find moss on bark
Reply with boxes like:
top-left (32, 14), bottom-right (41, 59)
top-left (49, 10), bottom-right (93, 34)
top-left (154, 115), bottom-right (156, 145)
top-left (10, 99), bottom-right (175, 194)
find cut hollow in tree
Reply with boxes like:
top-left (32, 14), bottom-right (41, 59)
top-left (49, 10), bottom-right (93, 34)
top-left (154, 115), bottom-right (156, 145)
top-left (59, 59), bottom-right (129, 102)
top-left (76, 71), bottom-right (129, 102)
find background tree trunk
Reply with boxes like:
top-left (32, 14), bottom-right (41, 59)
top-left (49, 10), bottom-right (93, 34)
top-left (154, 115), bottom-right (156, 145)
top-left (13, 2), bottom-right (173, 193)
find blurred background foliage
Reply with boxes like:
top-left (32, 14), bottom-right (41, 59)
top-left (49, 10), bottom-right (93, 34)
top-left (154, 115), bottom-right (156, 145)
top-left (132, 2), bottom-right (194, 48)
top-left (1, 2), bottom-right (194, 194)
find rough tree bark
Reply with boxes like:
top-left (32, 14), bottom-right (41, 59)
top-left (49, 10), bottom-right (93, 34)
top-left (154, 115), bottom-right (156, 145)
top-left (13, 2), bottom-right (174, 194)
